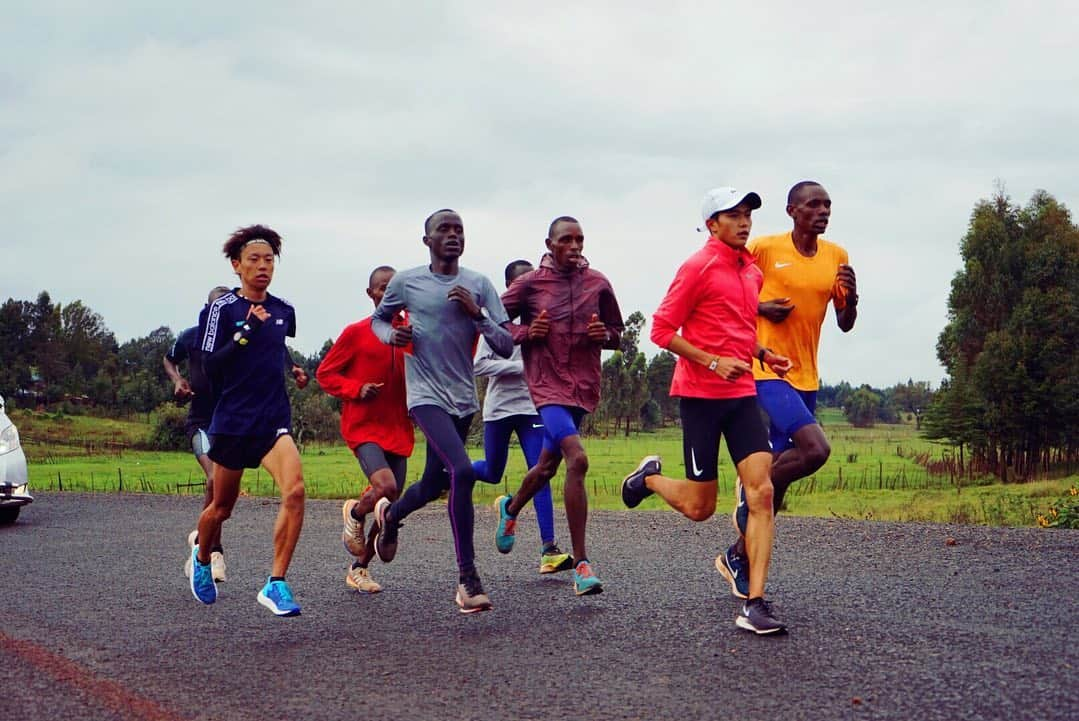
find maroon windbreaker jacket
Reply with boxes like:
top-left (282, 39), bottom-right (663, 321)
top-left (501, 253), bottom-right (624, 413)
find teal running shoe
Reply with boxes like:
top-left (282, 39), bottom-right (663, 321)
top-left (189, 545), bottom-right (217, 605)
top-left (494, 494), bottom-right (516, 554)
top-left (257, 578), bottom-right (301, 617)
top-left (573, 560), bottom-right (603, 596)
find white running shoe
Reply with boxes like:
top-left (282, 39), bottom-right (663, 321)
top-left (341, 499), bottom-right (366, 557)
top-left (184, 529), bottom-right (197, 578)
top-left (210, 551), bottom-right (227, 582)
top-left (346, 565), bottom-right (382, 593)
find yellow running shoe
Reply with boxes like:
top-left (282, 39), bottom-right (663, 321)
top-left (539, 545), bottom-right (574, 574)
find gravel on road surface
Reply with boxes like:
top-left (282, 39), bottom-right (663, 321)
top-left (2, 492), bottom-right (1076, 721)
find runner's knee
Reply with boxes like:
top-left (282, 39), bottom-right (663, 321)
top-left (743, 478), bottom-right (774, 512)
top-left (282, 477), bottom-right (305, 509)
top-left (683, 496), bottom-right (716, 522)
top-left (370, 472), bottom-right (397, 500)
top-left (802, 438), bottom-right (831, 473)
top-left (564, 449), bottom-right (589, 477)
top-left (536, 456), bottom-right (561, 479)
top-left (449, 460), bottom-right (475, 487)
top-left (208, 501), bottom-right (233, 523)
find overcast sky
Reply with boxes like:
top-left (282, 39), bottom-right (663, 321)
top-left (3, 2), bottom-right (1077, 389)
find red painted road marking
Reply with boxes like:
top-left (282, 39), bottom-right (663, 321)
top-left (0, 631), bottom-right (189, 721)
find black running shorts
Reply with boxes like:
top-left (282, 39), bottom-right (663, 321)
top-left (679, 396), bottom-right (770, 481)
top-left (209, 432), bottom-right (289, 471)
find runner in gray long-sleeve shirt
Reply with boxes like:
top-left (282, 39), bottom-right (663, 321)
top-left (370, 208), bottom-right (512, 614)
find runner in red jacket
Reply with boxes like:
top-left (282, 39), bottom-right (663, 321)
top-left (621, 188), bottom-right (793, 635)
top-left (317, 266), bottom-right (414, 594)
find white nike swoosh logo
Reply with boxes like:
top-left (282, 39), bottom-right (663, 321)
top-left (532, 423), bottom-right (544, 428)
top-left (774, 262), bottom-right (793, 268)
top-left (731, 566), bottom-right (739, 578)
top-left (691, 448), bottom-right (703, 476)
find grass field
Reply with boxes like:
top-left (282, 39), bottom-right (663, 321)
top-left (13, 407), bottom-right (1077, 527)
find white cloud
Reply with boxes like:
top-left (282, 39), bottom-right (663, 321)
top-left (2, 1), bottom-right (1077, 388)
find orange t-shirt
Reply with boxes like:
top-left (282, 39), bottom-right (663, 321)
top-left (748, 232), bottom-right (849, 391)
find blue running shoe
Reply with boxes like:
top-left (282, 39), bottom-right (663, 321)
top-left (573, 560), bottom-right (603, 596)
top-left (189, 545), bottom-right (217, 605)
top-left (494, 494), bottom-right (516, 554)
top-left (732, 477), bottom-right (748, 537)
top-left (257, 578), bottom-right (301, 617)
top-left (715, 543), bottom-right (749, 599)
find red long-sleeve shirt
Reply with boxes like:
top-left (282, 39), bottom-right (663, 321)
top-left (651, 238), bottom-right (762, 400)
top-left (316, 316), bottom-right (414, 456)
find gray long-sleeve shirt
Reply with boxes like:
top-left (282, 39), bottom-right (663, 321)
top-left (372, 265), bottom-right (512, 416)
top-left (474, 339), bottom-right (537, 422)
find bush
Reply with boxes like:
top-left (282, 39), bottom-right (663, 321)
top-left (148, 403), bottom-right (188, 451)
top-left (1037, 486), bottom-right (1079, 529)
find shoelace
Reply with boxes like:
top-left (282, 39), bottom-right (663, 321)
top-left (462, 575), bottom-right (485, 597)
top-left (504, 517), bottom-right (516, 535)
top-left (576, 562), bottom-right (594, 578)
top-left (751, 599), bottom-right (776, 618)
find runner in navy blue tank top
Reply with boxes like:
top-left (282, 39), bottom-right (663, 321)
top-left (187, 225), bottom-right (309, 617)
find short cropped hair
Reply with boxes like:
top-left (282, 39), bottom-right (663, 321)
top-left (207, 286), bottom-right (231, 304)
top-left (504, 259), bottom-right (533, 287)
top-left (424, 208), bottom-right (458, 235)
top-left (222, 225), bottom-right (282, 261)
top-left (787, 181), bottom-right (823, 206)
top-left (368, 265), bottom-right (395, 289)
top-left (547, 215), bottom-right (579, 239)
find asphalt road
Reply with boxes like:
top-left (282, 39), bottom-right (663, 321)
top-left (2, 492), bottom-right (1076, 721)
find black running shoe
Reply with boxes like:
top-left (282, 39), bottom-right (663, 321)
top-left (735, 598), bottom-right (787, 635)
top-left (374, 497), bottom-right (399, 563)
top-left (621, 455), bottom-right (661, 508)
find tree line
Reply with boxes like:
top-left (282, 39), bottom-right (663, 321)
top-left (0, 290), bottom-right (941, 446)
top-left (924, 189), bottom-right (1079, 480)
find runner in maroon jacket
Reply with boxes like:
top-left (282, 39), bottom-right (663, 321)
top-left (493, 216), bottom-right (624, 597)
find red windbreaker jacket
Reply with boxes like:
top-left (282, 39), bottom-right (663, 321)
top-left (316, 315), bottom-right (414, 455)
top-left (651, 238), bottom-right (762, 400)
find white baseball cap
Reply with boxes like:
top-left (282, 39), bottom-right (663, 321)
top-left (698, 187), bottom-right (762, 230)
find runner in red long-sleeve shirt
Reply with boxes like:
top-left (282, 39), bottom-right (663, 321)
top-left (621, 188), bottom-right (793, 635)
top-left (317, 266), bottom-right (414, 593)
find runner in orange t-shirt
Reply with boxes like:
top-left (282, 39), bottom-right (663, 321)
top-left (720, 181), bottom-right (858, 591)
